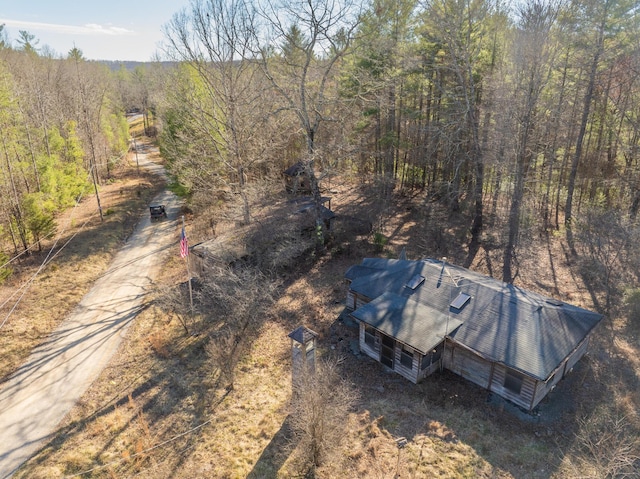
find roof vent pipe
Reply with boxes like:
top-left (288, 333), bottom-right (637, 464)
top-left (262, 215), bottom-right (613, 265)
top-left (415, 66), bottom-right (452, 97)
top-left (441, 257), bottom-right (459, 287)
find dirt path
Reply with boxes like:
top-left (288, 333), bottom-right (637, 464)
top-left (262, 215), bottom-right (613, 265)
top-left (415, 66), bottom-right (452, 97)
top-left (0, 146), bottom-right (179, 478)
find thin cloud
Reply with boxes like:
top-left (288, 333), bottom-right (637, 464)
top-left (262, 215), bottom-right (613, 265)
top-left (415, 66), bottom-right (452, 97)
top-left (0, 18), bottom-right (136, 36)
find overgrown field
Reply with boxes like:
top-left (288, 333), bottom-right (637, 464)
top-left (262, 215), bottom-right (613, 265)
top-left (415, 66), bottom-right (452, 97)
top-left (5, 145), bottom-right (640, 478)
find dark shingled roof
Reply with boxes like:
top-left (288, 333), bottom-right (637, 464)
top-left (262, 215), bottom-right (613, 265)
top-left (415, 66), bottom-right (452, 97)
top-left (284, 161), bottom-right (306, 176)
top-left (351, 292), bottom-right (463, 355)
top-left (348, 258), bottom-right (603, 381)
top-left (288, 326), bottom-right (318, 344)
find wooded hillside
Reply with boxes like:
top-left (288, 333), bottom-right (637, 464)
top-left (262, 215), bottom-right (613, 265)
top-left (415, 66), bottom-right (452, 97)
top-left (1, 0), bottom-right (639, 477)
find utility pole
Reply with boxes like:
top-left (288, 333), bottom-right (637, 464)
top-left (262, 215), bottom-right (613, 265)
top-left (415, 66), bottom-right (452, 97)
top-left (131, 137), bottom-right (139, 175)
top-left (181, 215), bottom-right (193, 313)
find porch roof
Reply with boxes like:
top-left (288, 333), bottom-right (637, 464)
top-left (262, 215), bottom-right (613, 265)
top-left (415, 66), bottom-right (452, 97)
top-left (351, 291), bottom-right (463, 355)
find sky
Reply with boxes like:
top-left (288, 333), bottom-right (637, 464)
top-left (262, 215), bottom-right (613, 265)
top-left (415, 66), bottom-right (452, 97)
top-left (0, 0), bottom-right (192, 62)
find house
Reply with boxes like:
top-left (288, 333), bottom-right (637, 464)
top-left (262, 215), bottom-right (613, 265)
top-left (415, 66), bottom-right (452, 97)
top-left (284, 161), bottom-right (312, 194)
top-left (289, 196), bottom-right (335, 231)
top-left (345, 258), bottom-right (603, 411)
top-left (190, 227), bottom-right (251, 275)
top-left (190, 197), bottom-right (335, 275)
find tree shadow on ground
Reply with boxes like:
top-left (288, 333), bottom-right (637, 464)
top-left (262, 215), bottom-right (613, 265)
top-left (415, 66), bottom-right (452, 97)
top-left (246, 416), bottom-right (293, 478)
top-left (12, 321), bottom-right (220, 478)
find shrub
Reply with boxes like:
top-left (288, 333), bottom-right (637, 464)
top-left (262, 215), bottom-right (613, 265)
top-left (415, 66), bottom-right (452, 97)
top-left (373, 232), bottom-right (388, 253)
top-left (623, 288), bottom-right (640, 332)
top-left (0, 251), bottom-right (11, 284)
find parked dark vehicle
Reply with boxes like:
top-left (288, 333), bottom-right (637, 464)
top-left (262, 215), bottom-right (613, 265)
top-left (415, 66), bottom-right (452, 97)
top-left (150, 205), bottom-right (167, 221)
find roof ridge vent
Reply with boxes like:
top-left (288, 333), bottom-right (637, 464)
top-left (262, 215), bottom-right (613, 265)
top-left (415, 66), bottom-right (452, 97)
top-left (545, 298), bottom-right (563, 307)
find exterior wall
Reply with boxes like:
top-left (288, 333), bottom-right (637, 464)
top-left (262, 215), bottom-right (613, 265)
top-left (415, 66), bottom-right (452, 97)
top-left (285, 175), bottom-right (311, 194)
top-left (347, 292), bottom-right (372, 313)
top-left (359, 327), bottom-right (593, 411)
top-left (191, 252), bottom-right (207, 277)
top-left (530, 371), bottom-right (560, 411)
top-left (419, 360), bottom-right (441, 379)
top-left (444, 343), bottom-right (493, 389)
top-left (418, 344), bottom-right (444, 380)
top-left (488, 364), bottom-right (539, 411)
top-left (359, 322), bottom-right (423, 383)
top-left (564, 335), bottom-right (590, 375)
top-left (530, 334), bottom-right (591, 409)
top-left (446, 342), bottom-right (539, 411)
top-left (359, 323), bottom-right (442, 384)
top-left (353, 293), bottom-right (371, 312)
top-left (392, 344), bottom-right (420, 384)
top-left (346, 290), bottom-right (356, 310)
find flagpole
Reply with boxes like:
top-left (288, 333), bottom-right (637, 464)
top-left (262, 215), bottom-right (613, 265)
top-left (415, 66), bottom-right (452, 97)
top-left (182, 215), bottom-right (194, 313)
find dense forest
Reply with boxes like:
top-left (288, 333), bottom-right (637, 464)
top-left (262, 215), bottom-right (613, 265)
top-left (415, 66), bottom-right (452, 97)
top-left (2, 0), bottom-right (640, 288)
top-left (2, 0), bottom-right (640, 477)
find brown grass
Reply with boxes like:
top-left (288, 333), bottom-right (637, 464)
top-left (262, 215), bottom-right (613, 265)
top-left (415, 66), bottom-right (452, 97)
top-left (8, 169), bottom-right (640, 478)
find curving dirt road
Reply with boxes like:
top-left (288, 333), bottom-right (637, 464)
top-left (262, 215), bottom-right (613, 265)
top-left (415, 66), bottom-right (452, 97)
top-left (0, 144), bottom-right (180, 478)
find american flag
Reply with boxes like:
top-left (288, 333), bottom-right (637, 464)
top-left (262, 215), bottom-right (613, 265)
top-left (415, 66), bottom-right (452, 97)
top-left (180, 227), bottom-right (189, 258)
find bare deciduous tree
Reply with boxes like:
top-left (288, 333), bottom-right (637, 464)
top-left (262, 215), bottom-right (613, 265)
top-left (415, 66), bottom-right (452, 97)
top-left (257, 0), bottom-right (361, 248)
top-left (162, 0), bottom-right (279, 225)
top-left (153, 281), bottom-right (194, 335)
top-left (577, 209), bottom-right (631, 319)
top-left (564, 0), bottom-right (637, 254)
top-left (501, 0), bottom-right (561, 283)
top-left (200, 264), bottom-right (279, 390)
top-left (421, 0), bottom-right (495, 260)
top-left (564, 407), bottom-right (640, 479)
top-left (289, 355), bottom-right (359, 475)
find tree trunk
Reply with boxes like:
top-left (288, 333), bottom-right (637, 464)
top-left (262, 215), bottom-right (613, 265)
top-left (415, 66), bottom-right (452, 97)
top-left (565, 18), bottom-right (605, 254)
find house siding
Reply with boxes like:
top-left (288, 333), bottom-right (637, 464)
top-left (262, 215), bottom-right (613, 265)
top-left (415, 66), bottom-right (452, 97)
top-left (354, 293), bottom-right (371, 312)
top-left (418, 348), bottom-right (443, 380)
top-left (191, 251), bottom-right (207, 277)
top-left (446, 343), bottom-right (540, 410)
top-left (346, 290), bottom-right (356, 310)
top-left (530, 334), bottom-right (592, 409)
top-left (360, 324), bottom-right (595, 411)
top-left (358, 323), bottom-right (422, 383)
top-left (531, 373), bottom-right (559, 411)
top-left (419, 361), bottom-right (441, 379)
top-left (488, 365), bottom-right (538, 411)
top-left (444, 343), bottom-right (493, 389)
top-left (564, 335), bottom-right (590, 375)
top-left (346, 292), bottom-right (372, 313)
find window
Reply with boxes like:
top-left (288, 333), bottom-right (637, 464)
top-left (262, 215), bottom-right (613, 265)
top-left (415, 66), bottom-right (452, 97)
top-left (421, 343), bottom-right (443, 370)
top-left (421, 352), bottom-right (432, 370)
top-left (380, 334), bottom-right (394, 368)
top-left (364, 325), bottom-right (376, 348)
top-left (504, 370), bottom-right (524, 395)
top-left (400, 345), bottom-right (414, 368)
